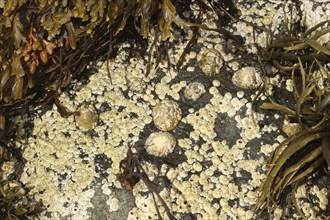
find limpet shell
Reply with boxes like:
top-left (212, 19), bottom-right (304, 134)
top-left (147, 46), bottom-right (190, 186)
top-left (145, 131), bottom-right (176, 157)
top-left (197, 48), bottom-right (223, 76)
top-left (75, 105), bottom-right (98, 130)
top-left (232, 67), bottom-right (262, 89)
top-left (184, 82), bottom-right (205, 101)
top-left (152, 99), bottom-right (182, 131)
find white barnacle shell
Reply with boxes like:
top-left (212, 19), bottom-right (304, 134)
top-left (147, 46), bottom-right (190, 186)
top-left (282, 123), bottom-right (302, 137)
top-left (75, 105), bottom-right (98, 130)
top-left (128, 77), bottom-right (147, 93)
top-left (184, 82), bottom-right (205, 101)
top-left (197, 48), bottom-right (223, 76)
top-left (232, 67), bottom-right (262, 89)
top-left (152, 99), bottom-right (182, 131)
top-left (145, 132), bottom-right (176, 157)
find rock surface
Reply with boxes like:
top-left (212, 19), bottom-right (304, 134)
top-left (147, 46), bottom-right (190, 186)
top-left (14, 1), bottom-right (329, 220)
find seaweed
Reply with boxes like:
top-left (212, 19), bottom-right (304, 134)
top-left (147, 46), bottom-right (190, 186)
top-left (254, 13), bottom-right (330, 218)
top-left (116, 145), bottom-right (177, 220)
top-left (0, 179), bottom-right (41, 220)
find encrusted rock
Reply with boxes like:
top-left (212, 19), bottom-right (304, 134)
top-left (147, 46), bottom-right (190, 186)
top-left (152, 99), bottom-right (182, 131)
top-left (145, 131), bottom-right (176, 157)
top-left (197, 48), bottom-right (223, 76)
top-left (75, 105), bottom-right (98, 130)
top-left (232, 67), bottom-right (262, 89)
top-left (184, 82), bottom-right (205, 101)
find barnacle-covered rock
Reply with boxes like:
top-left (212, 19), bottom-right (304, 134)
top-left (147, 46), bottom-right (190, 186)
top-left (184, 82), bottom-right (205, 101)
top-left (232, 67), bottom-right (262, 89)
top-left (75, 105), bottom-right (98, 130)
top-left (145, 131), bottom-right (176, 157)
top-left (152, 99), bottom-right (182, 131)
top-left (197, 48), bottom-right (223, 76)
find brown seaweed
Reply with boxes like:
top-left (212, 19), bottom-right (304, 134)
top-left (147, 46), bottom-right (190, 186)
top-left (116, 145), bottom-right (177, 220)
top-left (255, 18), bottom-right (330, 217)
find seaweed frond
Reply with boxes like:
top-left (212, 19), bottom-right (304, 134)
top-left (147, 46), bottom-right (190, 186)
top-left (255, 18), bottom-right (330, 218)
top-left (116, 144), bottom-right (177, 220)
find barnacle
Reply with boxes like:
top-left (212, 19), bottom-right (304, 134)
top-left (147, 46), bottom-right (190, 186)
top-left (128, 77), bottom-right (147, 93)
top-left (282, 122), bottom-right (302, 137)
top-left (184, 82), bottom-right (205, 101)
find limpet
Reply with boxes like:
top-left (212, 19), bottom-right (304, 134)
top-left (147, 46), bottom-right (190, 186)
top-left (232, 67), bottom-right (262, 89)
top-left (145, 131), bottom-right (176, 157)
top-left (152, 99), bottom-right (182, 131)
top-left (197, 48), bottom-right (223, 76)
top-left (184, 82), bottom-right (205, 101)
top-left (75, 105), bottom-right (98, 130)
